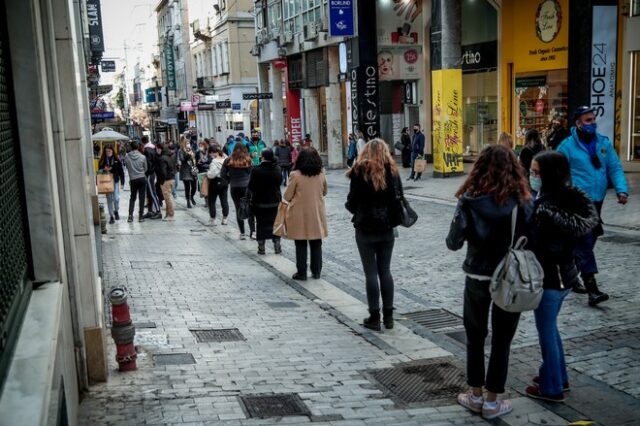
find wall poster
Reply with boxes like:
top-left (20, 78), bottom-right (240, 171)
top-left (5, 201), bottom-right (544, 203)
top-left (432, 69), bottom-right (464, 175)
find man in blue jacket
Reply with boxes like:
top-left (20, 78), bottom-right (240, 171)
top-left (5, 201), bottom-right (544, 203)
top-left (557, 106), bottom-right (629, 306)
top-left (408, 123), bottom-right (425, 181)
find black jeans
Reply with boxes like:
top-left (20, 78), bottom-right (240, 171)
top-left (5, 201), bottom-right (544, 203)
top-left (295, 239), bottom-right (322, 277)
top-left (281, 165), bottom-right (291, 185)
top-left (128, 177), bottom-right (146, 217)
top-left (183, 180), bottom-right (195, 201)
top-left (230, 186), bottom-right (255, 234)
top-left (463, 277), bottom-right (520, 393)
top-left (208, 183), bottom-right (229, 219)
top-left (355, 229), bottom-right (395, 311)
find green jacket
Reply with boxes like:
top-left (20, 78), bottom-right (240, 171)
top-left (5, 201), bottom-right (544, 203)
top-left (248, 139), bottom-right (267, 166)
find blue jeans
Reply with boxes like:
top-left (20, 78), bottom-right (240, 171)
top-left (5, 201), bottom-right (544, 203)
top-left (534, 289), bottom-right (570, 395)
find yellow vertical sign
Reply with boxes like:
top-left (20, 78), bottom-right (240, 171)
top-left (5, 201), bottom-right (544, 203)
top-left (432, 69), bottom-right (464, 176)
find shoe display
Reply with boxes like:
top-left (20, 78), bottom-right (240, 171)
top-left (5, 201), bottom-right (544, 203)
top-left (525, 385), bottom-right (565, 402)
top-left (109, 216), bottom-right (115, 224)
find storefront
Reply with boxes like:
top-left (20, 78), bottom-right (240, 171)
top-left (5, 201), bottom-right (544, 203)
top-left (621, 0), bottom-right (640, 170)
top-left (500, 0), bottom-right (569, 147)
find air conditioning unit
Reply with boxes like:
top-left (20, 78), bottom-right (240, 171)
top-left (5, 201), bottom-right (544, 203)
top-left (279, 30), bottom-right (293, 46)
top-left (250, 45), bottom-right (261, 56)
top-left (257, 28), bottom-right (269, 44)
top-left (270, 27), bottom-right (280, 41)
top-left (303, 22), bottom-right (317, 40)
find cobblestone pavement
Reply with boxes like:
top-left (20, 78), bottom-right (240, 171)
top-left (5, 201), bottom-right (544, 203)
top-left (80, 172), bottom-right (640, 425)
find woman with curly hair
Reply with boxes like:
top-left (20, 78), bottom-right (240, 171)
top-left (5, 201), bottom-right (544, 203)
top-left (346, 139), bottom-right (403, 331)
top-left (283, 147), bottom-right (328, 280)
top-left (446, 144), bottom-right (534, 420)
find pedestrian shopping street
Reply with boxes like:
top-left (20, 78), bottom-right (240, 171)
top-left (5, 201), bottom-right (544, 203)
top-left (79, 168), bottom-right (640, 426)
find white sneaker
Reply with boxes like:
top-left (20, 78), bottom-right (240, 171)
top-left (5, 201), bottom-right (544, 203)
top-left (208, 218), bottom-right (216, 226)
top-left (221, 217), bottom-right (228, 225)
top-left (239, 233), bottom-right (247, 240)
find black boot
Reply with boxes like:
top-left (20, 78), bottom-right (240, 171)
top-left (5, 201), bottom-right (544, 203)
top-left (383, 308), bottom-right (394, 329)
top-left (109, 215), bottom-right (115, 224)
top-left (572, 280), bottom-right (587, 294)
top-left (191, 197), bottom-right (197, 205)
top-left (114, 210), bottom-right (120, 220)
top-left (273, 239), bottom-right (282, 254)
top-left (257, 240), bottom-right (266, 255)
top-left (187, 200), bottom-right (192, 208)
top-left (363, 309), bottom-right (381, 331)
top-left (584, 274), bottom-right (609, 306)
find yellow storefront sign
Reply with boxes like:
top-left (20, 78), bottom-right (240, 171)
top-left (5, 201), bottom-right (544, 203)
top-left (432, 69), bottom-right (464, 176)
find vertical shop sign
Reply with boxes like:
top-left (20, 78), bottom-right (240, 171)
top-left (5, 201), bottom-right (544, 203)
top-left (590, 5), bottom-right (617, 142)
top-left (284, 59), bottom-right (303, 143)
top-left (329, 0), bottom-right (355, 37)
top-left (87, 0), bottom-right (105, 53)
top-left (432, 69), bottom-right (463, 175)
top-left (164, 38), bottom-right (176, 91)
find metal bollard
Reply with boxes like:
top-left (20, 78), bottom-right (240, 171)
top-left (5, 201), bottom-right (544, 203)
top-left (109, 287), bottom-right (137, 371)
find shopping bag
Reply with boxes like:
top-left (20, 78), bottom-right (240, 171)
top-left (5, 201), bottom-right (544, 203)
top-left (200, 176), bottom-right (209, 198)
top-left (413, 157), bottom-right (427, 173)
top-left (96, 173), bottom-right (114, 194)
top-left (272, 200), bottom-right (290, 237)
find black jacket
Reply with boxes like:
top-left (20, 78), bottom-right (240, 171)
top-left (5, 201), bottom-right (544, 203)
top-left (345, 166), bottom-right (402, 232)
top-left (532, 187), bottom-right (599, 290)
top-left (248, 160), bottom-right (282, 208)
top-left (220, 158), bottom-right (252, 188)
top-left (519, 144), bottom-right (544, 176)
top-left (446, 194), bottom-right (534, 277)
top-left (196, 149), bottom-right (211, 172)
top-left (98, 156), bottom-right (125, 185)
top-left (274, 146), bottom-right (292, 167)
top-left (547, 128), bottom-right (569, 150)
top-left (156, 149), bottom-right (176, 185)
top-left (144, 146), bottom-right (157, 176)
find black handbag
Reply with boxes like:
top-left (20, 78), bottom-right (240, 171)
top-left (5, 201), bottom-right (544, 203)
top-left (238, 190), bottom-right (252, 220)
top-left (393, 176), bottom-right (418, 228)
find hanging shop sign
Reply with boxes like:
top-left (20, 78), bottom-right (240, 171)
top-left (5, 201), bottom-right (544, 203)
top-left (216, 100), bottom-right (231, 109)
top-left (461, 41), bottom-right (497, 74)
top-left (432, 69), bottom-right (464, 176)
top-left (242, 93), bottom-right (273, 100)
top-left (101, 60), bottom-right (115, 72)
top-left (87, 0), bottom-right (105, 53)
top-left (283, 58), bottom-right (303, 144)
top-left (91, 111), bottom-right (115, 120)
top-left (145, 87), bottom-right (161, 103)
top-left (515, 76), bottom-right (547, 88)
top-left (197, 104), bottom-right (215, 110)
top-left (180, 101), bottom-right (195, 112)
top-left (164, 38), bottom-right (176, 91)
top-left (328, 0), bottom-right (355, 37)
top-left (590, 5), bottom-right (617, 142)
top-left (351, 64), bottom-right (380, 139)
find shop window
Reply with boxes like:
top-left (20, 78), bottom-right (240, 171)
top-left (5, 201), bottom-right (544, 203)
top-left (631, 52), bottom-right (640, 160)
top-left (463, 71), bottom-right (498, 155)
top-left (632, 0), bottom-right (640, 16)
top-left (514, 70), bottom-right (568, 148)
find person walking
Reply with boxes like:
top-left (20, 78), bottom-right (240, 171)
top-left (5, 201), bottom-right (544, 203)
top-left (408, 123), bottom-right (425, 181)
top-left (446, 144), bottom-right (534, 420)
top-left (274, 139), bottom-right (293, 185)
top-left (168, 140), bottom-right (179, 198)
top-left (303, 133), bottom-right (313, 148)
top-left (283, 148), bottom-right (328, 280)
top-left (519, 129), bottom-right (545, 178)
top-left (346, 139), bottom-right (403, 331)
top-left (155, 143), bottom-right (176, 221)
top-left (123, 141), bottom-right (148, 223)
top-left (346, 133), bottom-right (358, 168)
top-left (142, 136), bottom-right (162, 219)
top-left (248, 149), bottom-right (283, 255)
top-left (400, 127), bottom-right (412, 168)
top-left (177, 138), bottom-right (198, 208)
top-left (356, 130), bottom-right (366, 154)
top-left (546, 115), bottom-right (569, 151)
top-left (291, 143), bottom-right (301, 168)
top-left (248, 132), bottom-right (267, 166)
top-left (525, 151), bottom-right (599, 403)
top-left (221, 144), bottom-right (255, 239)
top-left (98, 145), bottom-right (125, 224)
top-left (557, 106), bottom-right (629, 305)
top-left (205, 146), bottom-right (229, 226)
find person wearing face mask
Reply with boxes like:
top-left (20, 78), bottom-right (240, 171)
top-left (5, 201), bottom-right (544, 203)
top-left (556, 106), bottom-right (629, 306)
top-left (407, 123), bottom-right (425, 181)
top-left (546, 115), bottom-right (569, 151)
top-left (248, 132), bottom-right (267, 166)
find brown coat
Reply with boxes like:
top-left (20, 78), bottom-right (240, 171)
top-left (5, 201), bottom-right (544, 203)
top-left (282, 170), bottom-right (328, 240)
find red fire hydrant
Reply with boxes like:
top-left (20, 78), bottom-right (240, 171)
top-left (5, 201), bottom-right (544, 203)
top-left (110, 287), bottom-right (137, 371)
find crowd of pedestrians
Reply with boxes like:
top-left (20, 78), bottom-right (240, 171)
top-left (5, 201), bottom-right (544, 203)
top-left (97, 104), bottom-right (629, 421)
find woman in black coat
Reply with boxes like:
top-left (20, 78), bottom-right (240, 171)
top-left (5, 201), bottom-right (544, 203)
top-left (400, 127), bottom-right (412, 168)
top-left (519, 128), bottom-right (544, 178)
top-left (247, 149), bottom-right (282, 254)
top-left (177, 138), bottom-right (197, 208)
top-left (524, 151), bottom-right (599, 402)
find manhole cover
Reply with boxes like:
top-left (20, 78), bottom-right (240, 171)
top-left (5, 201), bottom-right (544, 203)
top-left (239, 394), bottom-right (310, 418)
top-left (266, 302), bottom-right (300, 309)
top-left (446, 330), bottom-right (490, 347)
top-left (190, 328), bottom-right (246, 343)
top-left (403, 309), bottom-right (462, 331)
top-left (153, 353), bottom-right (196, 366)
top-left (130, 261), bottom-right (172, 269)
top-left (368, 358), bottom-right (466, 405)
top-left (136, 321), bottom-right (157, 329)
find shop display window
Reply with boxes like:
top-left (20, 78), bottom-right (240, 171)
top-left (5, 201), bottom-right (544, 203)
top-left (463, 71), bottom-right (498, 155)
top-left (631, 52), bottom-right (640, 160)
top-left (514, 70), bottom-right (568, 147)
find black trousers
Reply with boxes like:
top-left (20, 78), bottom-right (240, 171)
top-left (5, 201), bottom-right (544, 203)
top-left (355, 229), bottom-right (395, 311)
top-left (230, 186), bottom-right (255, 234)
top-left (208, 184), bottom-right (229, 219)
top-left (463, 277), bottom-right (521, 393)
top-left (128, 177), bottom-right (146, 217)
top-left (183, 180), bottom-right (195, 201)
top-left (281, 165), bottom-right (291, 185)
top-left (295, 239), bottom-right (322, 277)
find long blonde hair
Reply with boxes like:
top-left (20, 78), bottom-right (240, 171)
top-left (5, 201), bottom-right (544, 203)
top-left (346, 138), bottom-right (398, 191)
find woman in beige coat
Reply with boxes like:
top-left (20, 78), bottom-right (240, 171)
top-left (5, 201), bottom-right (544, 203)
top-left (283, 147), bottom-right (328, 280)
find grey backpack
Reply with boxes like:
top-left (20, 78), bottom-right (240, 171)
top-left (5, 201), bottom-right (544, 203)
top-left (490, 207), bottom-right (544, 313)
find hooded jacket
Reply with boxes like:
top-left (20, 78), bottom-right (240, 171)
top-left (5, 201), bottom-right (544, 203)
top-left (156, 149), bottom-right (176, 185)
top-left (532, 186), bottom-right (599, 290)
top-left (124, 150), bottom-right (147, 181)
top-left (446, 194), bottom-right (534, 277)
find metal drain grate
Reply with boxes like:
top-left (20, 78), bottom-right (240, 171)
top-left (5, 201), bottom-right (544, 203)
top-left (153, 353), bottom-right (196, 366)
top-left (369, 358), bottom-right (466, 405)
top-left (403, 309), bottom-right (462, 331)
top-left (266, 302), bottom-right (300, 309)
top-left (130, 261), bottom-right (173, 269)
top-left (136, 321), bottom-right (157, 329)
top-left (239, 394), bottom-right (310, 418)
top-left (190, 328), bottom-right (246, 343)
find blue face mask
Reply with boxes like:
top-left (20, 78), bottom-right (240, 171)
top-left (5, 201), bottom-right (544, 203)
top-left (581, 123), bottom-right (597, 134)
top-left (529, 176), bottom-right (542, 193)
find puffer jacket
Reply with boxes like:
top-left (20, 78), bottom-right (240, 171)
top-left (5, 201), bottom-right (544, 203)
top-left (557, 127), bottom-right (628, 201)
top-left (532, 186), bottom-right (599, 290)
top-left (446, 194), bottom-right (534, 277)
